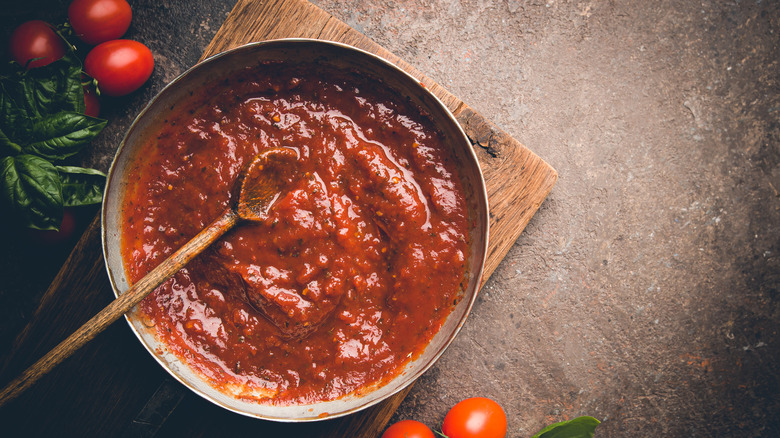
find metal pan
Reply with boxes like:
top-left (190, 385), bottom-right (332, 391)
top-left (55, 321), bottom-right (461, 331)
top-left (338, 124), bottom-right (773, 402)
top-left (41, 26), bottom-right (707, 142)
top-left (102, 39), bottom-right (489, 421)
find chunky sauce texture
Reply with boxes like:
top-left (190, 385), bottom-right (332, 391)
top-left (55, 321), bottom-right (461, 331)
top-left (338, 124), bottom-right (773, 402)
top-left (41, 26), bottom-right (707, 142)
top-left (121, 62), bottom-right (469, 404)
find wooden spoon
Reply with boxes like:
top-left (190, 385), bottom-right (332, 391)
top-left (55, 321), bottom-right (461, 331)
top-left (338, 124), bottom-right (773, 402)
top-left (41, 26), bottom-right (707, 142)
top-left (0, 146), bottom-right (299, 407)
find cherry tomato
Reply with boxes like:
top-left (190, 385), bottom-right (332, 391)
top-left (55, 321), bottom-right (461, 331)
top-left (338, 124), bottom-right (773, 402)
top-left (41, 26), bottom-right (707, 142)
top-left (84, 39), bottom-right (154, 97)
top-left (442, 397), bottom-right (507, 438)
top-left (382, 420), bottom-right (435, 438)
top-left (8, 20), bottom-right (66, 69)
top-left (68, 0), bottom-right (133, 45)
top-left (83, 86), bottom-right (100, 117)
top-left (26, 207), bottom-right (77, 246)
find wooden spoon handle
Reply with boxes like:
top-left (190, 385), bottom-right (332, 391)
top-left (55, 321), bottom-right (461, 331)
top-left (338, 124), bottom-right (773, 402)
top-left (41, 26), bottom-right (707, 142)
top-left (0, 208), bottom-right (239, 407)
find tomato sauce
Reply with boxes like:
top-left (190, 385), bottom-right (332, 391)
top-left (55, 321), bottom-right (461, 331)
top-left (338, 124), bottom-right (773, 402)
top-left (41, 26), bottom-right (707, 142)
top-left (121, 62), bottom-right (470, 404)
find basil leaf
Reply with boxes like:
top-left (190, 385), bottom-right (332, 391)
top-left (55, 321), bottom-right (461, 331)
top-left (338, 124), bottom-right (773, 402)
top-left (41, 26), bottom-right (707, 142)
top-left (0, 53), bottom-right (85, 147)
top-left (57, 165), bottom-right (105, 206)
top-left (0, 68), bottom-right (38, 124)
top-left (0, 126), bottom-right (22, 156)
top-left (1, 53), bottom-right (85, 120)
top-left (0, 79), bottom-right (31, 143)
top-left (24, 52), bottom-right (85, 116)
top-left (23, 112), bottom-right (107, 160)
top-left (531, 416), bottom-right (601, 438)
top-left (1, 154), bottom-right (63, 230)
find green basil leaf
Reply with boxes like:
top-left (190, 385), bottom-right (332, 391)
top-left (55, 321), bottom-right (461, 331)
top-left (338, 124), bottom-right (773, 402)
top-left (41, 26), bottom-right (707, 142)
top-left (23, 112), bottom-right (107, 160)
top-left (0, 53), bottom-right (85, 147)
top-left (57, 165), bottom-right (106, 206)
top-left (0, 126), bottom-right (22, 156)
top-left (0, 69), bottom-right (37, 124)
top-left (2, 53), bottom-right (85, 120)
top-left (531, 416), bottom-right (601, 438)
top-left (23, 52), bottom-right (85, 116)
top-left (63, 53), bottom-right (87, 114)
top-left (0, 79), bottom-right (32, 142)
top-left (0, 82), bottom-right (16, 126)
top-left (0, 154), bottom-right (63, 230)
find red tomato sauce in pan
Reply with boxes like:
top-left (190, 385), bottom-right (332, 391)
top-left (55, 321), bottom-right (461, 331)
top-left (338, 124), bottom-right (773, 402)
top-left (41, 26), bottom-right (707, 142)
top-left (121, 62), bottom-right (470, 404)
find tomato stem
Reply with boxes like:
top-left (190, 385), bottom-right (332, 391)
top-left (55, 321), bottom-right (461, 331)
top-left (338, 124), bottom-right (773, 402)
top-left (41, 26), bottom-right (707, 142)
top-left (52, 22), bottom-right (78, 54)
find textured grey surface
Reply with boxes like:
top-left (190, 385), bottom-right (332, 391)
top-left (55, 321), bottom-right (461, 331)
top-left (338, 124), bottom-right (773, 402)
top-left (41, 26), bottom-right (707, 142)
top-left (312, 1), bottom-right (780, 436)
top-left (1, 0), bottom-right (778, 436)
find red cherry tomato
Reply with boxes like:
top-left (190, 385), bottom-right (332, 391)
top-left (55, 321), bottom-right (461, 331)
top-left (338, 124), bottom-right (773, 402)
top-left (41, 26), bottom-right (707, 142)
top-left (442, 397), bottom-right (507, 438)
top-left (68, 0), bottom-right (133, 45)
top-left (26, 207), bottom-right (77, 246)
top-left (8, 20), bottom-right (66, 69)
top-left (381, 420), bottom-right (435, 438)
top-left (84, 39), bottom-right (154, 97)
top-left (83, 86), bottom-right (100, 117)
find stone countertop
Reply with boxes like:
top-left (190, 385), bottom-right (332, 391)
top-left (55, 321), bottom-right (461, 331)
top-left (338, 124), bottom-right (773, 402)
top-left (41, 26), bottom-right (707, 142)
top-left (1, 0), bottom-right (778, 436)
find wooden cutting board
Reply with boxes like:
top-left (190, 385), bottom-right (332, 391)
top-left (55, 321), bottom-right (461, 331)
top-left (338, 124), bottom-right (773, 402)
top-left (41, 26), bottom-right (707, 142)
top-left (0, 0), bottom-right (556, 436)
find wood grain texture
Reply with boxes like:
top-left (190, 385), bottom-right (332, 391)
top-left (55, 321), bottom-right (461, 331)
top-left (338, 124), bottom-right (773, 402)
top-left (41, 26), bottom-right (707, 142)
top-left (0, 0), bottom-right (555, 436)
top-left (0, 215), bottom-right (168, 436)
top-left (0, 215), bottom-right (106, 380)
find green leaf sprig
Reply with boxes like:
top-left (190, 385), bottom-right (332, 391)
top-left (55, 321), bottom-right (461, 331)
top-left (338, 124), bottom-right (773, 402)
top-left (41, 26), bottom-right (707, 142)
top-left (0, 52), bottom-right (107, 230)
top-left (531, 416), bottom-right (601, 438)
